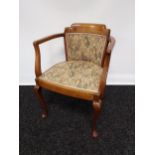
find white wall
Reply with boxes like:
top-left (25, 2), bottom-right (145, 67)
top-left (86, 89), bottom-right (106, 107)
top-left (19, 0), bottom-right (135, 85)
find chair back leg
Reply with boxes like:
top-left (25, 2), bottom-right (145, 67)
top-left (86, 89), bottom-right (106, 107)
top-left (34, 85), bottom-right (48, 118)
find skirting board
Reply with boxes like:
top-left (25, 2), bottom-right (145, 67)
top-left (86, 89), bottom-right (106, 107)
top-left (19, 74), bottom-right (135, 85)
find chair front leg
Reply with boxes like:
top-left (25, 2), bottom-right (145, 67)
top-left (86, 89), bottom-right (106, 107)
top-left (34, 85), bottom-right (48, 118)
top-left (92, 99), bottom-right (102, 138)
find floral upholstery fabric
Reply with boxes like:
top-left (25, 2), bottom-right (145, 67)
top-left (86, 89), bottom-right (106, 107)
top-left (66, 33), bottom-right (107, 66)
top-left (39, 61), bottom-right (103, 93)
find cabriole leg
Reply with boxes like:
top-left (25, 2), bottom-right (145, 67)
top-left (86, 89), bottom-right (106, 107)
top-left (92, 99), bottom-right (102, 138)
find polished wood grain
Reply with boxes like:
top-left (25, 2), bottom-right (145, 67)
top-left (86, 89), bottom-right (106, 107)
top-left (92, 99), bottom-right (102, 138)
top-left (33, 23), bottom-right (115, 138)
top-left (36, 78), bottom-right (99, 100)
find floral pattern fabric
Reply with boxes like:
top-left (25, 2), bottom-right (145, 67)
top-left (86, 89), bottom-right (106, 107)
top-left (66, 33), bottom-right (107, 66)
top-left (39, 61), bottom-right (103, 93)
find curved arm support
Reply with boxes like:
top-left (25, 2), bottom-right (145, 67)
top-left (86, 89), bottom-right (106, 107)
top-left (33, 33), bottom-right (64, 77)
top-left (107, 36), bottom-right (115, 54)
top-left (98, 36), bottom-right (115, 97)
top-left (98, 54), bottom-right (110, 97)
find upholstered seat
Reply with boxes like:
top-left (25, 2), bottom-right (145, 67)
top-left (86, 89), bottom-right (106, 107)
top-left (38, 61), bottom-right (103, 94)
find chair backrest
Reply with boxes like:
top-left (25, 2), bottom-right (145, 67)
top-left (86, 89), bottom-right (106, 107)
top-left (64, 23), bottom-right (110, 67)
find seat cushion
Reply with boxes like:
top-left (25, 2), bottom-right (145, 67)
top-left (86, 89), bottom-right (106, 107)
top-left (38, 61), bottom-right (103, 93)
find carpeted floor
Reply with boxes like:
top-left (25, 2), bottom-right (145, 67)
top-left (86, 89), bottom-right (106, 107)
top-left (19, 86), bottom-right (135, 155)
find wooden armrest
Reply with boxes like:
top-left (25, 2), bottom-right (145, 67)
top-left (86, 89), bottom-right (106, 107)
top-left (106, 36), bottom-right (115, 54)
top-left (33, 33), bottom-right (64, 77)
top-left (33, 33), bottom-right (64, 46)
top-left (99, 54), bottom-right (111, 97)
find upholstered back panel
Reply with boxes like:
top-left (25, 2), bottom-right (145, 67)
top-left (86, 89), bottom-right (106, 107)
top-left (65, 33), bottom-right (107, 66)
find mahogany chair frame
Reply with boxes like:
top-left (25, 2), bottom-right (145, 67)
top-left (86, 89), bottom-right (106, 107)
top-left (33, 23), bottom-right (115, 138)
